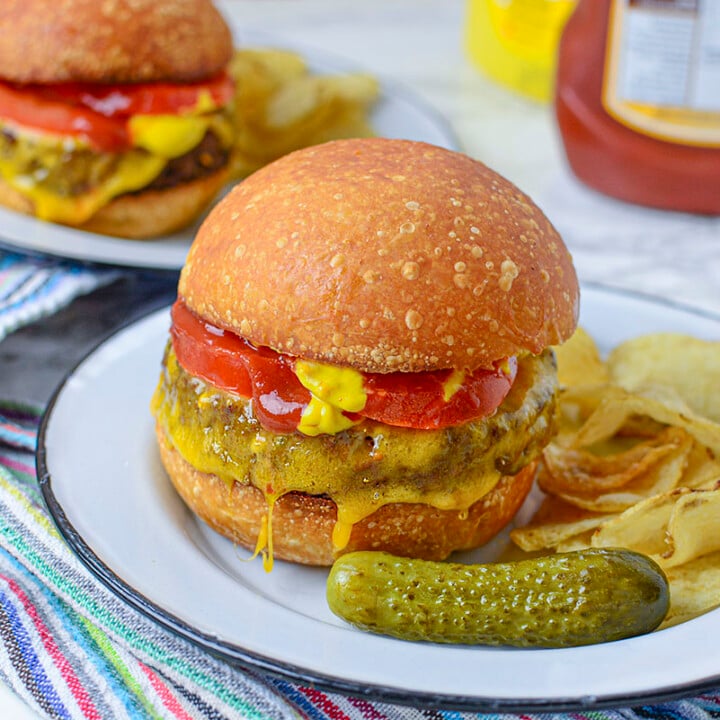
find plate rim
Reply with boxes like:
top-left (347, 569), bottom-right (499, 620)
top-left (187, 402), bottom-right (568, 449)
top-left (36, 281), bottom-right (720, 713)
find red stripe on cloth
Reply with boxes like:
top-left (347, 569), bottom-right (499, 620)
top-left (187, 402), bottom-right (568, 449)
top-left (0, 455), bottom-right (35, 477)
top-left (299, 687), bottom-right (353, 720)
top-left (139, 661), bottom-right (196, 720)
top-left (4, 575), bottom-right (102, 719)
top-left (347, 696), bottom-right (389, 720)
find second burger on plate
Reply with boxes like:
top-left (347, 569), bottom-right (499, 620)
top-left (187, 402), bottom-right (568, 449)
top-left (0, 0), bottom-right (235, 238)
top-left (151, 137), bottom-right (579, 568)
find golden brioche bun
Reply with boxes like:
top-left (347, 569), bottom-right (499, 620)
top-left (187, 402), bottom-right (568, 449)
top-left (0, 168), bottom-right (228, 240)
top-left (180, 138), bottom-right (579, 374)
top-left (156, 422), bottom-right (537, 566)
top-left (0, 0), bottom-right (232, 84)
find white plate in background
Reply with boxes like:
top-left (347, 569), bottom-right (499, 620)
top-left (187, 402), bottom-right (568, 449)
top-left (0, 44), bottom-right (458, 271)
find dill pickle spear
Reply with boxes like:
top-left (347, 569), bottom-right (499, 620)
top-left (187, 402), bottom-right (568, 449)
top-left (326, 548), bottom-right (669, 647)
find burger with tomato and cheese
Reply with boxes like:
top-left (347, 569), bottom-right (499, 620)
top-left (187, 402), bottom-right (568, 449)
top-left (0, 0), bottom-right (234, 238)
top-left (151, 138), bottom-right (579, 568)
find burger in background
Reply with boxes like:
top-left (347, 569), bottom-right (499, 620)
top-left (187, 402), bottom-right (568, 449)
top-left (151, 138), bottom-right (579, 569)
top-left (0, 0), bottom-right (235, 238)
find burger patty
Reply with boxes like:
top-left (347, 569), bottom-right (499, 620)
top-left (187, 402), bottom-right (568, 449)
top-left (139, 131), bottom-right (229, 192)
top-left (152, 347), bottom-right (559, 513)
top-left (0, 123), bottom-right (229, 197)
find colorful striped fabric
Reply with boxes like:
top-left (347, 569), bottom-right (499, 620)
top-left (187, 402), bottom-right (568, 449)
top-left (0, 251), bottom-right (119, 343)
top-left (0, 403), bottom-right (719, 719)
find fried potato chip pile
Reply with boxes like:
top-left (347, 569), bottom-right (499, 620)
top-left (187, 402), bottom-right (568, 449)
top-left (228, 49), bottom-right (379, 179)
top-left (511, 329), bottom-right (720, 628)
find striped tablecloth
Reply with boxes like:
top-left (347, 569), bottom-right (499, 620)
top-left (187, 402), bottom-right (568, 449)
top-left (0, 252), bottom-right (719, 719)
top-left (0, 252), bottom-right (120, 344)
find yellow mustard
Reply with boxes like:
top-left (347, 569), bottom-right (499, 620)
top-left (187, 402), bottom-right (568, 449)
top-left (442, 369), bottom-right (466, 402)
top-left (129, 115), bottom-right (212, 158)
top-left (465, 0), bottom-right (576, 102)
top-left (295, 359), bottom-right (367, 436)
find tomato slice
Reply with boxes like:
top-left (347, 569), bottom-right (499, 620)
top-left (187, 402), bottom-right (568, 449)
top-left (0, 73), bottom-right (233, 152)
top-left (0, 82), bottom-right (129, 151)
top-left (169, 300), bottom-right (517, 434)
top-left (38, 72), bottom-right (235, 117)
top-left (170, 301), bottom-right (311, 434)
top-left (362, 358), bottom-right (517, 430)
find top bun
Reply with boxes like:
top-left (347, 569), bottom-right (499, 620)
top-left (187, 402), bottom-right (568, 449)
top-left (0, 0), bottom-right (232, 84)
top-left (180, 138), bottom-right (579, 374)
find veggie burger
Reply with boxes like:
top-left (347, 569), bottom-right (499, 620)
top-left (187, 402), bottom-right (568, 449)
top-left (151, 138), bottom-right (579, 568)
top-left (0, 0), bottom-right (234, 238)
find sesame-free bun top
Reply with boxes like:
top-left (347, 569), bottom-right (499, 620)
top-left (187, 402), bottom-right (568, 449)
top-left (180, 138), bottom-right (579, 374)
top-left (0, 0), bottom-right (232, 84)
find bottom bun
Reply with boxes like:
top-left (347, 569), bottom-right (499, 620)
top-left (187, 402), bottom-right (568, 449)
top-left (156, 422), bottom-right (537, 566)
top-left (0, 167), bottom-right (228, 240)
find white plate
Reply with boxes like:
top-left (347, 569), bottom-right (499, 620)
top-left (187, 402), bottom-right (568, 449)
top-left (38, 284), bottom-right (720, 712)
top-left (0, 50), bottom-right (458, 271)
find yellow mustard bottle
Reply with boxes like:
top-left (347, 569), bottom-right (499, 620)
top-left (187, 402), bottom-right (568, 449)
top-left (465, 0), bottom-right (577, 102)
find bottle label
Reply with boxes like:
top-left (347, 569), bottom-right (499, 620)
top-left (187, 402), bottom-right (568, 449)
top-left (603, 0), bottom-right (720, 146)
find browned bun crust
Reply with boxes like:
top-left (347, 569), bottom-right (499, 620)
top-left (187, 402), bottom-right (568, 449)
top-left (180, 138), bottom-right (579, 374)
top-left (0, 0), bottom-right (232, 84)
top-left (0, 168), bottom-right (227, 239)
top-left (155, 421), bottom-right (537, 566)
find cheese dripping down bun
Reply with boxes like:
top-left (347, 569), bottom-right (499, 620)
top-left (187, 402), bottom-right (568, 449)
top-left (153, 138), bottom-right (579, 568)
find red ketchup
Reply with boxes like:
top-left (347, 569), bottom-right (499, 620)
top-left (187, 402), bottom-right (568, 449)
top-left (555, 0), bottom-right (720, 215)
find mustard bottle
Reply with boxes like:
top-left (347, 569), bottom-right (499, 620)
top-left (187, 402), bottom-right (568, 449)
top-left (465, 0), bottom-right (577, 102)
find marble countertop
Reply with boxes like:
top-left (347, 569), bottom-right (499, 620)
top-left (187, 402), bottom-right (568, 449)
top-left (0, 1), bottom-right (717, 716)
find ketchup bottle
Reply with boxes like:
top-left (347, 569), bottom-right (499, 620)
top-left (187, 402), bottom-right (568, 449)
top-left (555, 0), bottom-right (720, 215)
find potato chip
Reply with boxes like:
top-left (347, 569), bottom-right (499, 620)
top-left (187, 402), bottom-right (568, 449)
top-left (510, 494), bottom-right (609, 552)
top-left (540, 426), bottom-right (688, 495)
top-left (265, 74), bottom-right (377, 131)
top-left (555, 384), bottom-right (622, 442)
top-left (228, 48), bottom-right (379, 179)
top-left (661, 487), bottom-right (720, 567)
top-left (572, 384), bottom-right (720, 455)
top-left (661, 550), bottom-right (720, 627)
top-left (553, 326), bottom-right (610, 388)
top-left (566, 447), bottom-right (690, 512)
top-left (585, 483), bottom-right (720, 572)
top-left (230, 47), bottom-right (308, 85)
top-left (555, 532), bottom-right (596, 553)
top-left (682, 442), bottom-right (720, 489)
top-left (608, 334), bottom-right (720, 423)
top-left (591, 490), bottom-right (682, 557)
top-left (537, 428), bottom-right (693, 513)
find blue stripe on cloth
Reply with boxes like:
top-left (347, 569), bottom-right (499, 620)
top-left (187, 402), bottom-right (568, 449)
top-left (0, 251), bottom-right (120, 342)
top-left (0, 417), bottom-right (36, 451)
top-left (1, 547), bottom-right (141, 720)
top-left (0, 577), bottom-right (71, 719)
top-left (269, 678), bottom-right (327, 720)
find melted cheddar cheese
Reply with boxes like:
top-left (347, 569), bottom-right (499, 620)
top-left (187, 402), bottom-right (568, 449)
top-left (0, 150), bottom-right (166, 224)
top-left (149, 347), bottom-right (562, 571)
top-left (0, 111), bottom-right (233, 224)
